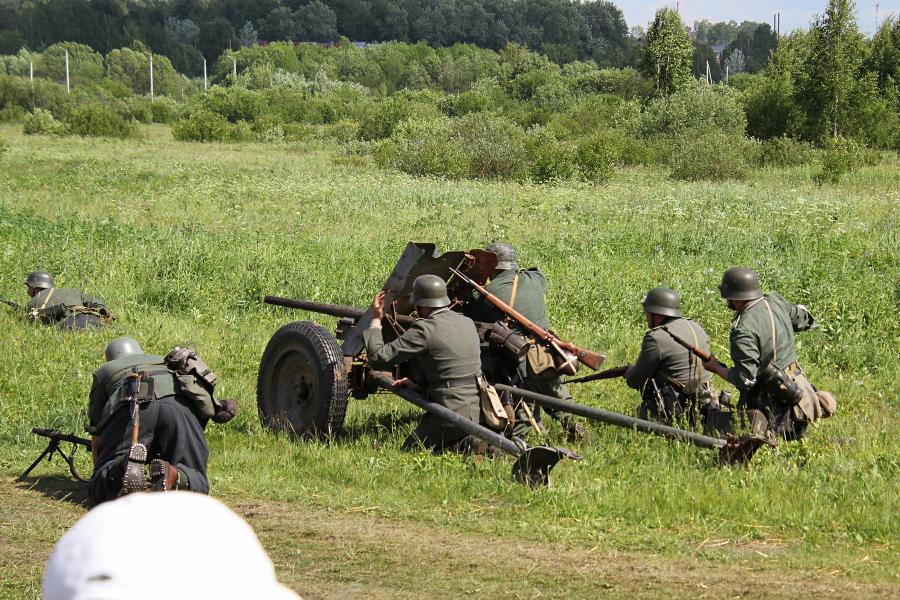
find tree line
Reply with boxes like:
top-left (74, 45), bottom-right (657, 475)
top-left (0, 0), bottom-right (786, 78)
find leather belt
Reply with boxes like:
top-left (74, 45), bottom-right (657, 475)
top-left (435, 375), bottom-right (478, 388)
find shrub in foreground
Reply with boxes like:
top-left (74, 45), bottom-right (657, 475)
top-left (23, 108), bottom-right (64, 135)
top-left (65, 103), bottom-right (138, 138)
top-left (0, 134), bottom-right (7, 155)
top-left (817, 136), bottom-right (860, 184)
top-left (172, 109), bottom-right (231, 142)
top-left (669, 130), bottom-right (752, 181)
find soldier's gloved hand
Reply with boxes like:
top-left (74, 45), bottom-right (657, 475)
top-left (212, 399), bottom-right (238, 424)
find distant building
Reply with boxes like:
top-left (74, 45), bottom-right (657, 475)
top-left (712, 43), bottom-right (729, 63)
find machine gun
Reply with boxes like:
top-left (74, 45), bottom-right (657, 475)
top-left (18, 427), bottom-right (92, 482)
top-left (2, 298), bottom-right (22, 309)
top-left (565, 365), bottom-right (629, 384)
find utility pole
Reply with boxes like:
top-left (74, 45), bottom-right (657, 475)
top-left (64, 49), bottom-right (70, 93)
top-left (203, 57), bottom-right (208, 93)
top-left (149, 53), bottom-right (154, 99)
top-left (29, 60), bottom-right (33, 85)
top-left (232, 56), bottom-right (237, 79)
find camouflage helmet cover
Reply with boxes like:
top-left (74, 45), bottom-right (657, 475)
top-left (25, 271), bottom-right (55, 290)
top-left (485, 242), bottom-right (519, 271)
top-left (105, 337), bottom-right (143, 362)
top-left (410, 274), bottom-right (451, 308)
top-left (718, 267), bottom-right (763, 301)
top-left (642, 287), bottom-right (682, 318)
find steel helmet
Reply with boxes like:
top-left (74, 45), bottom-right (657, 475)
top-left (25, 271), bottom-right (55, 290)
top-left (718, 267), bottom-right (763, 301)
top-left (410, 275), bottom-right (451, 308)
top-left (105, 337), bottom-right (143, 362)
top-left (485, 242), bottom-right (519, 271)
top-left (642, 287), bottom-right (682, 318)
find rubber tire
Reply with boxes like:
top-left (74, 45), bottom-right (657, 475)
top-left (257, 321), bottom-right (349, 438)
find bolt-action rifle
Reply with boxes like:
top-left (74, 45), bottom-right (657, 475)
top-left (19, 427), bottom-right (92, 482)
top-left (661, 325), bottom-right (727, 368)
top-left (564, 365), bottom-right (629, 384)
top-left (2, 299), bottom-right (22, 309)
top-left (449, 267), bottom-right (605, 371)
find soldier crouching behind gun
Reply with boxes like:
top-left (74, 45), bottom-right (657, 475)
top-left (23, 271), bottom-right (113, 330)
top-left (363, 275), bottom-right (486, 453)
top-left (623, 287), bottom-right (729, 435)
top-left (701, 268), bottom-right (837, 442)
top-left (87, 337), bottom-right (237, 505)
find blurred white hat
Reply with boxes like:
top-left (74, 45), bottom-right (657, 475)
top-left (43, 492), bottom-right (301, 600)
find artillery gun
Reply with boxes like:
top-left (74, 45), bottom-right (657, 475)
top-left (257, 242), bottom-right (766, 482)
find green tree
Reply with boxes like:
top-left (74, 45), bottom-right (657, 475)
top-left (641, 8), bottom-right (693, 96)
top-left (865, 17), bottom-right (899, 97)
top-left (796, 0), bottom-right (867, 140)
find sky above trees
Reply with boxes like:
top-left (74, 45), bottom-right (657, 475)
top-left (620, 0), bottom-right (896, 35)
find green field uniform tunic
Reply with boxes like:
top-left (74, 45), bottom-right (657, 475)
top-left (87, 353), bottom-right (209, 504)
top-left (727, 293), bottom-right (820, 439)
top-left (26, 287), bottom-right (108, 328)
top-left (468, 268), bottom-right (573, 432)
top-left (364, 308), bottom-right (481, 450)
top-left (625, 317), bottom-right (713, 424)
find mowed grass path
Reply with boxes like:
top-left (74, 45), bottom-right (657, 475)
top-left (0, 125), bottom-right (897, 597)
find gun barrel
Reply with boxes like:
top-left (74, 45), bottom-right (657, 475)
top-left (494, 384), bottom-right (726, 450)
top-left (31, 427), bottom-right (91, 447)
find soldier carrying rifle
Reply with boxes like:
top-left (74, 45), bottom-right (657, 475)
top-left (701, 268), bottom-right (836, 442)
top-left (465, 242), bottom-right (591, 441)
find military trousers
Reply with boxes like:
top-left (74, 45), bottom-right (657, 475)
top-left (89, 395), bottom-right (210, 505)
top-left (511, 372), bottom-right (574, 437)
top-left (58, 313), bottom-right (103, 330)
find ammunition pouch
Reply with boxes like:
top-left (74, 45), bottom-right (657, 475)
top-left (118, 370), bottom-right (158, 405)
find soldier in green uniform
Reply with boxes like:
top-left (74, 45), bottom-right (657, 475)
top-left (88, 337), bottom-right (237, 504)
top-left (702, 267), bottom-right (836, 441)
top-left (467, 242), bottom-right (586, 441)
top-left (24, 271), bottom-right (112, 330)
top-left (624, 287), bottom-right (724, 431)
top-left (364, 275), bottom-right (483, 451)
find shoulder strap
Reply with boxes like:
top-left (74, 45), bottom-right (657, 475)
top-left (38, 288), bottom-right (56, 312)
top-left (687, 321), bottom-right (704, 382)
top-left (508, 273), bottom-right (520, 309)
top-left (763, 298), bottom-right (777, 364)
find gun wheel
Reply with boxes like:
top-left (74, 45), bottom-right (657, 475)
top-left (257, 321), bottom-right (349, 438)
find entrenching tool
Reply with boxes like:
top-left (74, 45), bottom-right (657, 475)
top-left (368, 372), bottom-right (580, 487)
top-left (493, 384), bottom-right (770, 465)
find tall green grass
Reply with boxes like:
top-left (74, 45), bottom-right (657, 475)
top-left (0, 124), bottom-right (897, 581)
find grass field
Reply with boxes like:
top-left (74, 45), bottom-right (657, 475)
top-left (0, 124), bottom-right (897, 598)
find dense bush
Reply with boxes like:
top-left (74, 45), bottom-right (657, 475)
top-left (203, 86), bottom-right (263, 122)
top-left (668, 130), bottom-right (753, 181)
top-left (640, 83), bottom-right (747, 137)
top-left (65, 103), bottom-right (138, 138)
top-left (172, 109), bottom-right (231, 142)
top-left (374, 117), bottom-right (469, 178)
top-left (23, 108), bottom-right (64, 135)
top-left (757, 137), bottom-right (817, 167)
top-left (358, 93), bottom-right (441, 140)
top-left (0, 134), bottom-right (7, 155)
top-left (151, 97), bottom-right (179, 123)
top-left (452, 112), bottom-right (526, 179)
top-left (817, 136), bottom-right (860, 184)
top-left (525, 127), bottom-right (576, 182)
top-left (0, 75), bottom-right (70, 119)
top-left (575, 134), bottom-right (618, 182)
top-left (121, 96), bottom-right (154, 123)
